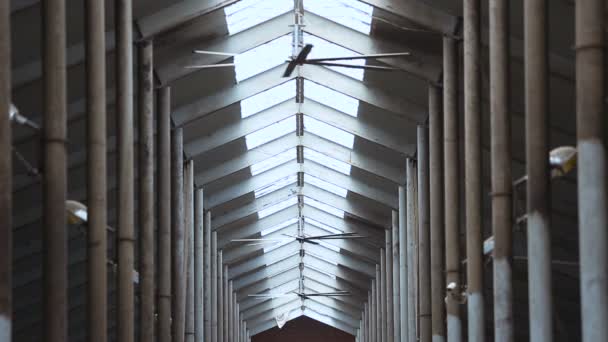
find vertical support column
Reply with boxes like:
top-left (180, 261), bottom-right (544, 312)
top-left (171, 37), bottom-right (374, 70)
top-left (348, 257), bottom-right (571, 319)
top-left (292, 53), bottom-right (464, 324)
top-left (185, 161), bottom-right (195, 342)
top-left (391, 211), bottom-right (400, 342)
top-left (576, 0), bottom-right (607, 341)
top-left (406, 159), bottom-right (418, 342)
top-left (398, 186), bottom-right (408, 342)
top-left (380, 250), bottom-right (387, 342)
top-left (463, 0), bottom-right (484, 340)
top-left (524, 1), bottom-right (552, 341)
top-left (116, 0), bottom-right (135, 340)
top-left (85, 0), bottom-right (106, 340)
top-left (195, 189), bottom-right (204, 342)
top-left (417, 125), bottom-right (431, 342)
top-left (489, 1), bottom-right (513, 341)
top-left (362, 305), bottom-right (367, 342)
top-left (157, 87), bottom-right (172, 342)
top-left (223, 266), bottom-right (229, 342)
top-left (376, 266), bottom-right (382, 342)
top-left (236, 303), bottom-right (241, 342)
top-left (205, 212), bottom-right (213, 342)
top-left (218, 251), bottom-right (224, 342)
top-left (43, 0), bottom-right (68, 341)
top-left (212, 232), bottom-right (219, 342)
top-left (443, 36), bottom-right (462, 342)
top-left (228, 281), bottom-right (234, 342)
top-left (385, 231), bottom-right (394, 342)
top-left (138, 39), bottom-right (155, 342)
top-left (370, 283), bottom-right (376, 342)
top-left (0, 0), bottom-right (10, 340)
top-left (428, 83), bottom-right (446, 342)
top-left (172, 128), bottom-right (186, 342)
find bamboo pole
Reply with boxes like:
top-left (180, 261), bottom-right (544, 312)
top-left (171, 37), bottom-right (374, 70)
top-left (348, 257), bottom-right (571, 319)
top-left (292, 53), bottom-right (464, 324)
top-left (43, 0), bottom-right (68, 340)
top-left (85, 0), bottom-right (107, 340)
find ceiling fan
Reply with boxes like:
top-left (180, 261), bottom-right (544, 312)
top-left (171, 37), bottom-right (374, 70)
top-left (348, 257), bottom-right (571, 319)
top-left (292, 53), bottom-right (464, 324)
top-left (187, 44), bottom-right (410, 77)
top-left (249, 290), bottom-right (351, 300)
top-left (232, 232), bottom-right (365, 246)
top-left (282, 43), bottom-right (410, 77)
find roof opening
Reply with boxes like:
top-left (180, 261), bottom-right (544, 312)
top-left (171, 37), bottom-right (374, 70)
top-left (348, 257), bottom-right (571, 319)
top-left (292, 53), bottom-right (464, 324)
top-left (304, 0), bottom-right (373, 35)
top-left (258, 196), bottom-right (299, 219)
top-left (306, 174), bottom-right (348, 198)
top-left (250, 148), bottom-right (297, 176)
top-left (261, 218), bottom-right (299, 236)
top-left (303, 116), bottom-right (355, 149)
top-left (245, 116), bottom-right (296, 150)
top-left (254, 174), bottom-right (298, 199)
top-left (235, 35), bottom-right (292, 83)
top-left (304, 148), bottom-right (351, 175)
top-left (304, 196), bottom-right (345, 218)
top-left (225, 0), bottom-right (293, 35)
top-left (304, 80), bottom-right (359, 117)
top-left (304, 33), bottom-right (366, 80)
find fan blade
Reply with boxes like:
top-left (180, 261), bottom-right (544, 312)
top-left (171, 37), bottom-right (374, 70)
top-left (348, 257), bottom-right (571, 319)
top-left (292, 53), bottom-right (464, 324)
top-left (192, 50), bottom-right (238, 56)
top-left (184, 63), bottom-right (236, 69)
top-left (306, 52), bottom-right (410, 62)
top-left (282, 44), bottom-right (314, 77)
top-left (305, 61), bottom-right (399, 71)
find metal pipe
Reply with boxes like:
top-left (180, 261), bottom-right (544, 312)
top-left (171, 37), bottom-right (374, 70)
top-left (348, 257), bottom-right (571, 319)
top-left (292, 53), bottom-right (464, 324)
top-left (380, 250), bottom-right (387, 342)
top-left (195, 189), bottom-right (205, 342)
top-left (576, 0), bottom-right (607, 341)
top-left (85, 0), bottom-right (106, 340)
top-left (185, 161), bottom-right (195, 342)
top-left (362, 304), bottom-right (367, 342)
top-left (398, 186), bottom-right (408, 342)
top-left (489, 1), bottom-right (513, 341)
top-left (138, 39), bottom-right (155, 342)
top-left (157, 87), bottom-right (172, 342)
top-left (417, 125), bottom-right (431, 342)
top-left (0, 1), bottom-right (10, 340)
top-left (205, 212), bottom-right (212, 342)
top-left (524, 1), bottom-right (552, 341)
top-left (391, 211), bottom-right (400, 342)
top-left (385, 231), bottom-right (394, 342)
top-left (43, 0), bottom-right (68, 341)
top-left (236, 303), bottom-right (241, 342)
top-left (218, 251), bottom-right (224, 342)
top-left (223, 266), bottom-right (229, 342)
top-left (443, 36), bottom-right (462, 342)
top-left (428, 83), bottom-right (445, 342)
top-left (172, 128), bottom-right (186, 342)
top-left (463, 0), bottom-right (484, 340)
top-left (406, 159), bottom-right (418, 342)
top-left (212, 231), bottom-right (219, 342)
top-left (116, 0), bottom-right (135, 339)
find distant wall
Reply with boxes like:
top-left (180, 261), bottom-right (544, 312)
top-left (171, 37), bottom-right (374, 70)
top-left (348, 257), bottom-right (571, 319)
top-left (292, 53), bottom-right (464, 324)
top-left (251, 316), bottom-right (355, 342)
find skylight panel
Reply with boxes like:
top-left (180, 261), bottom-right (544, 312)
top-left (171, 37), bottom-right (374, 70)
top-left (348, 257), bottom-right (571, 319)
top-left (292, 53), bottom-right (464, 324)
top-left (305, 218), bottom-right (343, 234)
top-left (258, 196), bottom-right (299, 219)
top-left (307, 265), bottom-right (337, 279)
top-left (241, 80), bottom-right (295, 118)
top-left (304, 0), bottom-right (373, 35)
top-left (261, 218), bottom-right (299, 236)
top-left (306, 175), bottom-right (348, 198)
top-left (304, 80), bottom-right (359, 117)
top-left (254, 174), bottom-right (298, 199)
top-left (318, 240), bottom-right (341, 252)
top-left (225, 0), bottom-right (293, 35)
top-left (304, 197), bottom-right (345, 218)
top-left (250, 148), bottom-right (297, 176)
top-left (245, 116), bottom-right (296, 150)
top-left (304, 34), bottom-right (365, 80)
top-left (303, 148), bottom-right (351, 175)
top-left (235, 35), bottom-right (292, 83)
top-left (304, 116), bottom-right (354, 149)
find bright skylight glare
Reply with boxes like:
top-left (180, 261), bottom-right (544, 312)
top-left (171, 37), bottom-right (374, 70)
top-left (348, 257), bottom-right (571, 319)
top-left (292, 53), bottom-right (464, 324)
top-left (304, 0), bottom-right (373, 35)
top-left (304, 33), bottom-right (365, 80)
top-left (250, 148), bottom-right (297, 176)
top-left (235, 35), bottom-right (292, 83)
top-left (304, 148), bottom-right (351, 175)
top-left (304, 80), bottom-right (359, 117)
top-left (261, 217), bottom-right (299, 236)
top-left (305, 218), bottom-right (343, 234)
top-left (304, 116), bottom-right (354, 149)
top-left (245, 116), bottom-right (296, 150)
top-left (306, 174), bottom-right (348, 198)
top-left (258, 196), bottom-right (299, 219)
top-left (240, 80), bottom-right (295, 118)
top-left (304, 197), bottom-right (345, 218)
top-left (225, 0), bottom-right (293, 35)
top-left (254, 174), bottom-right (298, 199)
